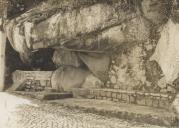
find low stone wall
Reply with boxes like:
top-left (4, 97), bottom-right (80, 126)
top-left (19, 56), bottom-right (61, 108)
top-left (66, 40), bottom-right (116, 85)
top-left (11, 70), bottom-right (53, 91)
top-left (72, 88), bottom-right (175, 110)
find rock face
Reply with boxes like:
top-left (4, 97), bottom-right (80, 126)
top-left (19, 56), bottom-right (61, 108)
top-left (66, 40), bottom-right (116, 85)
top-left (4, 0), bottom-right (179, 93)
top-left (79, 53), bottom-right (111, 82)
top-left (3, 1), bottom-right (132, 66)
top-left (5, 1), bottom-right (136, 55)
top-left (108, 42), bottom-right (148, 90)
top-left (141, 0), bottom-right (171, 25)
top-left (151, 20), bottom-right (179, 84)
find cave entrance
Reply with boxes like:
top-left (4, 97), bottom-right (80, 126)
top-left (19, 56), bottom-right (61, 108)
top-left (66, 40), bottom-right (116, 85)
top-left (5, 40), bottom-right (56, 90)
top-left (5, 40), bottom-right (31, 89)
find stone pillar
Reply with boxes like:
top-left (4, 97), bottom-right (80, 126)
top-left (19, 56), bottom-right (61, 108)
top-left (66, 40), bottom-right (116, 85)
top-left (0, 18), bottom-right (6, 91)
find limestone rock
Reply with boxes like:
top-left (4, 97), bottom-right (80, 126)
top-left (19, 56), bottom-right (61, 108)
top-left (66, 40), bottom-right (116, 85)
top-left (5, 1), bottom-right (137, 55)
top-left (158, 77), bottom-right (167, 89)
top-left (150, 20), bottom-right (179, 84)
top-left (123, 16), bottom-right (151, 42)
top-left (51, 67), bottom-right (89, 92)
top-left (110, 75), bottom-right (117, 84)
top-left (172, 0), bottom-right (179, 23)
top-left (52, 49), bottom-right (82, 67)
top-left (82, 74), bottom-right (104, 89)
top-left (173, 77), bottom-right (179, 87)
top-left (145, 60), bottom-right (163, 84)
top-left (172, 94), bottom-right (179, 114)
top-left (166, 85), bottom-right (176, 93)
top-left (3, 0), bottom-right (173, 93)
top-left (79, 53), bottom-right (110, 82)
top-left (160, 88), bottom-right (168, 93)
top-left (141, 0), bottom-right (170, 25)
top-left (112, 43), bottom-right (147, 91)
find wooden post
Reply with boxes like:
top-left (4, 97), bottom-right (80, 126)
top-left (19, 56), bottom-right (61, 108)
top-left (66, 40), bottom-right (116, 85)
top-left (0, 18), bottom-right (6, 91)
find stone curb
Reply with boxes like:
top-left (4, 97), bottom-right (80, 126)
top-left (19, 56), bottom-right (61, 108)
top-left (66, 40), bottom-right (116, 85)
top-left (72, 88), bottom-right (175, 110)
top-left (8, 91), bottom-right (73, 100)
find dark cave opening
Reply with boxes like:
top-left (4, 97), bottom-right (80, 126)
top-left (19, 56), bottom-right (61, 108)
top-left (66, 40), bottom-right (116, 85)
top-left (30, 48), bottom-right (56, 71)
top-left (5, 40), bottom-right (30, 88)
top-left (5, 40), bottom-right (56, 89)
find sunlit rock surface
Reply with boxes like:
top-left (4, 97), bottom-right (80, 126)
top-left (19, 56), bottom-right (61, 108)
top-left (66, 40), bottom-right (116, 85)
top-left (151, 20), bottom-right (179, 84)
top-left (5, 1), bottom-right (136, 54)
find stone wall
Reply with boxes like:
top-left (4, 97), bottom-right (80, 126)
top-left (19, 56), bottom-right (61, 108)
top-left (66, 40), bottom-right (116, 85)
top-left (72, 88), bottom-right (175, 110)
top-left (11, 70), bottom-right (53, 91)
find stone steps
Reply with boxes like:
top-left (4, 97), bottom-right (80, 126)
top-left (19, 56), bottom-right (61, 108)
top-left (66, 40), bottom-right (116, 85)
top-left (72, 88), bottom-right (175, 110)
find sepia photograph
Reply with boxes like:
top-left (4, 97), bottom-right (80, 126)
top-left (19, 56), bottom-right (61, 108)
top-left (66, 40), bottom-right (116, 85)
top-left (0, 0), bottom-right (179, 127)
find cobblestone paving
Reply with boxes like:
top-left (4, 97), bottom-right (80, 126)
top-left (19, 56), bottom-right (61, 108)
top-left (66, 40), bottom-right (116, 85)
top-left (1, 93), bottom-right (167, 128)
top-left (8, 104), bottom-right (168, 128)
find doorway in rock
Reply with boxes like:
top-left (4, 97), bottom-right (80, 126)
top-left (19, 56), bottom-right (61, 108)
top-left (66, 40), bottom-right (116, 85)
top-left (5, 40), bottom-right (56, 90)
top-left (5, 40), bottom-right (30, 89)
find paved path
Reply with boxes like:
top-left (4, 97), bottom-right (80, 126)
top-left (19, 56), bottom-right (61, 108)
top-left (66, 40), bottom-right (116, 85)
top-left (0, 92), bottom-right (167, 128)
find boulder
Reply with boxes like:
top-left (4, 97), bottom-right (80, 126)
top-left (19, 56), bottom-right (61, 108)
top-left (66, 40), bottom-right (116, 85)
top-left (79, 53), bottom-right (110, 82)
top-left (82, 74), bottom-right (104, 89)
top-left (51, 66), bottom-right (89, 92)
top-left (52, 49), bottom-right (82, 67)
